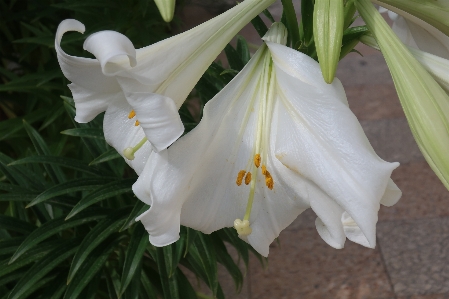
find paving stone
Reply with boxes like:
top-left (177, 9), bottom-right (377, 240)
top-left (360, 118), bottom-right (424, 164)
top-left (377, 218), bottom-right (449, 297)
top-left (345, 84), bottom-right (403, 121)
top-left (379, 161), bottom-right (449, 221)
top-left (398, 295), bottom-right (449, 299)
top-left (249, 228), bottom-right (394, 299)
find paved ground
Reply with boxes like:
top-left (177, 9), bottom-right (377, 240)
top-left (179, 1), bottom-right (449, 298)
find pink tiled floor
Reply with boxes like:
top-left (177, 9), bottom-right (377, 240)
top-left (179, 1), bottom-right (449, 298)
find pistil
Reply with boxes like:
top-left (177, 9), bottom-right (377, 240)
top-left (123, 137), bottom-right (148, 160)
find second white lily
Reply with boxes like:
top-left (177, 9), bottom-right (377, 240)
top-left (134, 23), bottom-right (401, 257)
top-left (55, 0), bottom-right (275, 174)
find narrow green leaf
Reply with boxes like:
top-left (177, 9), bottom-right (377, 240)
top-left (9, 209), bottom-right (110, 263)
top-left (0, 215), bottom-right (36, 234)
top-left (281, 0), bottom-right (300, 48)
top-left (27, 177), bottom-right (113, 208)
top-left (262, 8), bottom-right (275, 22)
top-left (60, 128), bottom-right (105, 139)
top-left (0, 153), bottom-right (44, 190)
top-left (120, 200), bottom-right (148, 232)
top-left (0, 192), bottom-right (38, 202)
top-left (224, 44), bottom-right (244, 71)
top-left (155, 247), bottom-right (179, 299)
top-left (0, 240), bottom-right (61, 278)
top-left (66, 179), bottom-right (134, 219)
top-left (343, 0), bottom-right (357, 29)
top-left (0, 237), bottom-right (25, 256)
top-left (63, 235), bottom-right (124, 299)
top-left (211, 234), bottom-right (243, 292)
top-left (8, 239), bottom-right (81, 299)
top-left (140, 269), bottom-right (158, 299)
top-left (236, 35), bottom-right (250, 65)
top-left (250, 14), bottom-right (269, 37)
top-left (119, 224), bottom-right (148, 296)
top-left (104, 268), bottom-right (120, 299)
top-left (0, 270), bottom-right (24, 287)
top-left (9, 156), bottom-right (103, 176)
top-left (186, 234), bottom-right (218, 297)
top-left (122, 261), bottom-right (141, 299)
top-left (89, 148), bottom-right (121, 165)
top-left (67, 208), bottom-right (130, 283)
top-left (39, 105), bottom-right (65, 131)
top-left (301, 0), bottom-right (315, 46)
top-left (38, 272), bottom-right (68, 299)
top-left (217, 228), bottom-right (249, 266)
top-left (176, 268), bottom-right (198, 299)
top-left (0, 108), bottom-right (48, 141)
top-left (23, 120), bottom-right (65, 184)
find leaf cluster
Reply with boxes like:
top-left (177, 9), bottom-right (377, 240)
top-left (0, 1), bottom-right (262, 298)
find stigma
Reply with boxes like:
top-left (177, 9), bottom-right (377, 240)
top-left (234, 219), bottom-right (252, 237)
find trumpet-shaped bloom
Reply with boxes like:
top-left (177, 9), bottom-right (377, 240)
top-left (134, 23), bottom-right (401, 257)
top-left (55, 0), bottom-right (275, 174)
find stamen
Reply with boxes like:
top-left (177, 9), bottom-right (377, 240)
top-left (122, 137), bottom-right (148, 160)
top-left (234, 218), bottom-right (252, 237)
top-left (134, 120), bottom-right (140, 126)
top-left (254, 154), bottom-right (261, 168)
top-left (128, 110), bottom-right (136, 119)
top-left (244, 172), bottom-right (252, 185)
top-left (261, 165), bottom-right (267, 175)
top-left (236, 170), bottom-right (246, 186)
top-left (264, 170), bottom-right (274, 190)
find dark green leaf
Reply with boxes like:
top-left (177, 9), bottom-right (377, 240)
top-left (224, 44), bottom-right (244, 71)
top-left (60, 128), bottom-right (105, 140)
top-left (120, 200), bottom-right (148, 232)
top-left (250, 14), bottom-right (269, 37)
top-left (155, 246), bottom-right (179, 299)
top-left (0, 215), bottom-right (36, 234)
top-left (27, 177), bottom-right (113, 207)
top-left (301, 0), bottom-right (315, 46)
top-left (67, 208), bottom-right (130, 283)
top-left (9, 209), bottom-right (110, 263)
top-left (23, 120), bottom-right (65, 184)
top-left (89, 148), bottom-right (121, 165)
top-left (8, 239), bottom-right (81, 299)
top-left (65, 178), bottom-right (134, 219)
top-left (9, 156), bottom-right (103, 176)
top-left (262, 8), bottom-right (275, 22)
top-left (281, 0), bottom-right (300, 48)
top-left (236, 35), bottom-right (250, 64)
top-left (64, 235), bottom-right (124, 299)
top-left (119, 224), bottom-right (148, 296)
top-left (0, 192), bottom-right (38, 202)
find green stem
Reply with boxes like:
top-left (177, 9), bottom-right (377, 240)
top-left (281, 0), bottom-right (300, 49)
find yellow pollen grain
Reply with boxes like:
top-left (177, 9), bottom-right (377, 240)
top-left (265, 171), bottom-right (274, 190)
top-left (244, 172), bottom-right (252, 185)
top-left (134, 120), bottom-right (140, 126)
top-left (261, 165), bottom-right (267, 175)
top-left (128, 110), bottom-right (136, 119)
top-left (236, 170), bottom-right (246, 186)
top-left (254, 154), bottom-right (261, 168)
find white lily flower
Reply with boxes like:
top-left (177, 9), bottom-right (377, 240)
top-left (55, 0), bottom-right (275, 174)
top-left (134, 23), bottom-right (401, 257)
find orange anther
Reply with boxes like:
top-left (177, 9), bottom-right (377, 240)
top-left (134, 120), bottom-right (140, 126)
top-left (236, 170), bottom-right (246, 186)
top-left (244, 172), bottom-right (252, 185)
top-left (128, 110), bottom-right (136, 119)
top-left (254, 154), bottom-right (261, 168)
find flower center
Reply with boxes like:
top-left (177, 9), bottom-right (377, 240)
top-left (233, 51), bottom-right (276, 237)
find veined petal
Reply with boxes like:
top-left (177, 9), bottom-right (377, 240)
top-left (267, 41), bottom-right (398, 248)
top-left (124, 91), bottom-right (184, 152)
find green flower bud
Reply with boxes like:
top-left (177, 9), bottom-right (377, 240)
top-left (357, 0), bottom-right (449, 190)
top-left (154, 0), bottom-right (175, 23)
top-left (313, 0), bottom-right (344, 83)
